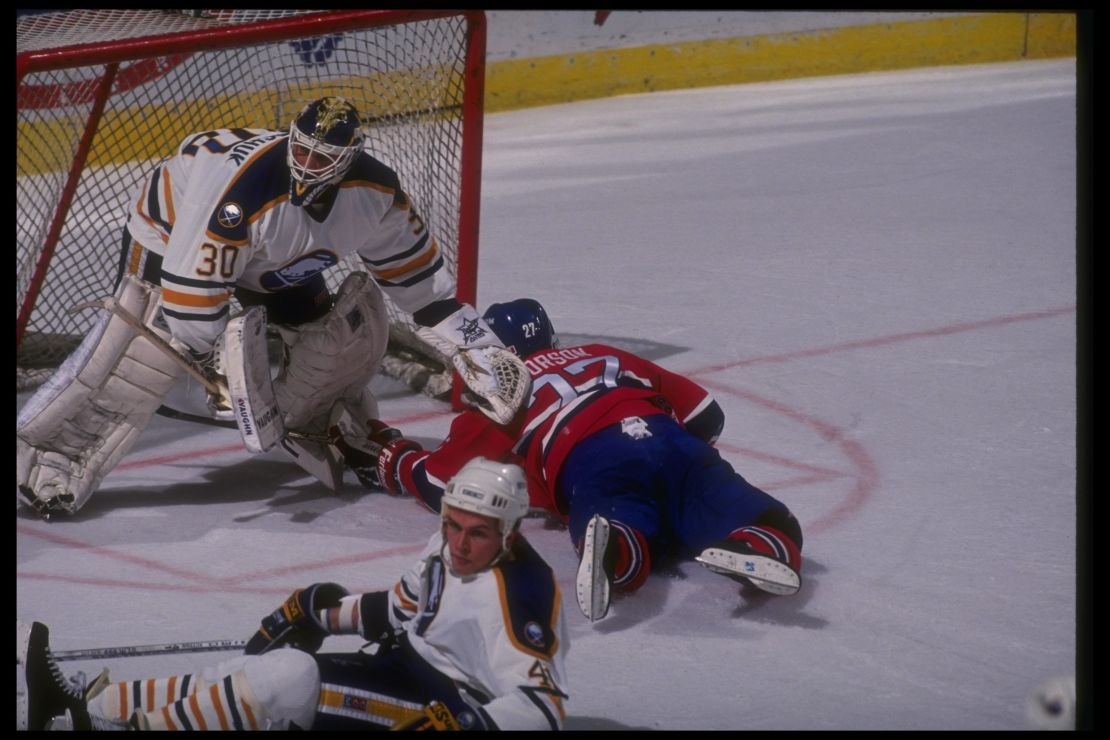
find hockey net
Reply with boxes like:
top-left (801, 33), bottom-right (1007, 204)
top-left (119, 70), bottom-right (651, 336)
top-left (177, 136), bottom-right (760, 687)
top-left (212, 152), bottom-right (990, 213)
top-left (17, 9), bottom-right (485, 398)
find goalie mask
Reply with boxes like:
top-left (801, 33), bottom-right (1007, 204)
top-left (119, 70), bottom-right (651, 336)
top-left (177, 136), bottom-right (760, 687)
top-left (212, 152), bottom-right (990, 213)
top-left (287, 96), bottom-right (365, 206)
top-left (441, 458), bottom-right (530, 563)
top-left (481, 299), bottom-right (559, 359)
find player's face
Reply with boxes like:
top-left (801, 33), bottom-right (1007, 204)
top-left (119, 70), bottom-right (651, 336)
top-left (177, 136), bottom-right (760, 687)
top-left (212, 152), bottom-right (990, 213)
top-left (442, 506), bottom-right (503, 576)
top-left (289, 141), bottom-right (335, 177)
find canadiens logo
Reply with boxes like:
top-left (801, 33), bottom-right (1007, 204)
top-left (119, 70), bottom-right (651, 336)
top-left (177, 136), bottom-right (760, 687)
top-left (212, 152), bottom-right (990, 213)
top-left (217, 202), bottom-right (243, 228)
top-left (620, 416), bottom-right (652, 440)
top-left (524, 621), bottom-right (546, 648)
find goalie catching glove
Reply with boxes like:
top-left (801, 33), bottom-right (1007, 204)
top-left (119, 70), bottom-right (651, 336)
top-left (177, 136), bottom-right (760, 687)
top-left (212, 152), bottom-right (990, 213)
top-left (416, 306), bottom-right (531, 425)
top-left (244, 582), bottom-right (349, 655)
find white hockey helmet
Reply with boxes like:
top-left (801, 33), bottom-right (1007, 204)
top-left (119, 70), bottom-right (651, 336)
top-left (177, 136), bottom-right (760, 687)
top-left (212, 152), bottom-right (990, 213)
top-left (287, 96), bottom-right (365, 194)
top-left (441, 457), bottom-right (530, 555)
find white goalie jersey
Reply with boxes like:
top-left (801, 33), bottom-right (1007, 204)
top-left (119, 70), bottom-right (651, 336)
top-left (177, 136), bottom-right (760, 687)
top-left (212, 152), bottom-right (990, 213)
top-left (383, 531), bottom-right (569, 730)
top-left (125, 127), bottom-right (455, 354)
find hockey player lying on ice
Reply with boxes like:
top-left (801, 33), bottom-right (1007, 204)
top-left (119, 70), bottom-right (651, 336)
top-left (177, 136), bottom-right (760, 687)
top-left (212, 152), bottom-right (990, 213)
top-left (345, 298), bottom-right (805, 622)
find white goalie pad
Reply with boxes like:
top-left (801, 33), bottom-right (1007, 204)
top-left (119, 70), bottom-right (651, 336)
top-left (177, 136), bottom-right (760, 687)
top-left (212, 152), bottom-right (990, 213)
top-left (416, 306), bottom-right (532, 425)
top-left (16, 275), bottom-right (182, 517)
top-left (273, 271), bottom-right (389, 436)
top-left (223, 307), bottom-right (285, 454)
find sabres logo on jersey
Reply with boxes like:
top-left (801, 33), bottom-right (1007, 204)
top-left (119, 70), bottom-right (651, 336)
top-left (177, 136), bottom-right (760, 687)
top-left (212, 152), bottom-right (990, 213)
top-left (524, 621), bottom-right (547, 649)
top-left (260, 250), bottom-right (339, 291)
top-left (217, 202), bottom-right (244, 228)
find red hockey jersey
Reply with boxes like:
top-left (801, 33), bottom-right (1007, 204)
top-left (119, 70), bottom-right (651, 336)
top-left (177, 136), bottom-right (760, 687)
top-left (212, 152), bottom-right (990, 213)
top-left (396, 344), bottom-right (717, 517)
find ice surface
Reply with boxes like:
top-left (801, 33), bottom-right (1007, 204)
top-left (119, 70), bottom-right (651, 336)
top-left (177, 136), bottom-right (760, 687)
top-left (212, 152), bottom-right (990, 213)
top-left (16, 59), bottom-right (1078, 730)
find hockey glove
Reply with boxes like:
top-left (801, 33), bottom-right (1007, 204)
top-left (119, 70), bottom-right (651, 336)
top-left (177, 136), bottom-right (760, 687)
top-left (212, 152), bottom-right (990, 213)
top-left (416, 306), bottom-right (531, 425)
top-left (244, 582), bottom-right (349, 655)
top-left (375, 435), bottom-right (423, 496)
top-left (333, 421), bottom-right (422, 494)
top-left (390, 701), bottom-right (463, 731)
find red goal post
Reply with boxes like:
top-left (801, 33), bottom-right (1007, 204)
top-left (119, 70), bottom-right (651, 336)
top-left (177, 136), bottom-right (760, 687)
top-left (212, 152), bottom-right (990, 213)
top-left (16, 9), bottom-right (486, 398)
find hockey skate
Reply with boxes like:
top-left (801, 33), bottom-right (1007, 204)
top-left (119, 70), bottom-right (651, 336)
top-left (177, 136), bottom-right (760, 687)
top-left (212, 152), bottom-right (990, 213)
top-left (695, 538), bottom-right (801, 596)
top-left (576, 515), bottom-right (616, 621)
top-left (16, 620), bottom-right (103, 731)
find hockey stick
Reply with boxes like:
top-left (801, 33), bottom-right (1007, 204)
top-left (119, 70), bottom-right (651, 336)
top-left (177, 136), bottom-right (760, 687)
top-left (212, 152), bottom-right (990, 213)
top-left (152, 403), bottom-right (356, 489)
top-left (155, 405), bottom-right (334, 445)
top-left (69, 296), bottom-right (220, 394)
top-left (52, 638), bottom-right (247, 662)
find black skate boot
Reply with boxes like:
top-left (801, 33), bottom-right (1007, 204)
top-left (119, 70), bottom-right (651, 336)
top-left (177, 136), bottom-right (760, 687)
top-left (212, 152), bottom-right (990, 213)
top-left (17, 621), bottom-right (93, 731)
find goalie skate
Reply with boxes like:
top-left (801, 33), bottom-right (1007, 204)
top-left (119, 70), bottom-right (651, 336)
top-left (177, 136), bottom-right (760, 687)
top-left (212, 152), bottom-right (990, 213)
top-left (695, 541), bottom-right (801, 596)
top-left (575, 515), bottom-right (613, 622)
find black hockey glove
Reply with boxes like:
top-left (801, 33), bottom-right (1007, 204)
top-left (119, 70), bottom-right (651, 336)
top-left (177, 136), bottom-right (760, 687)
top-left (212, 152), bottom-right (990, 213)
top-left (244, 582), bottom-right (349, 655)
top-left (390, 701), bottom-right (465, 731)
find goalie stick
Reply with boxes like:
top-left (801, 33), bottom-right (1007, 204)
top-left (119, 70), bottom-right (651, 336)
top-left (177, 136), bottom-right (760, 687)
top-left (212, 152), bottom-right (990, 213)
top-left (155, 405), bottom-right (333, 445)
top-left (69, 296), bottom-right (219, 394)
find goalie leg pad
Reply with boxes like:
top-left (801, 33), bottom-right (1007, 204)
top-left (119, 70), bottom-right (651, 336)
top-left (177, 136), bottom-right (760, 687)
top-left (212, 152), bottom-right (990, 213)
top-left (17, 275), bottom-right (182, 517)
top-left (274, 272), bottom-right (389, 433)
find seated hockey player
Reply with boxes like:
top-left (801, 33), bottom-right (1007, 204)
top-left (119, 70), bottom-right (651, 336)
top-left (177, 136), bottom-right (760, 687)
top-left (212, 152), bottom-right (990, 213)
top-left (16, 95), bottom-right (528, 520)
top-left (18, 458), bottom-right (568, 731)
top-left (350, 298), bottom-right (804, 622)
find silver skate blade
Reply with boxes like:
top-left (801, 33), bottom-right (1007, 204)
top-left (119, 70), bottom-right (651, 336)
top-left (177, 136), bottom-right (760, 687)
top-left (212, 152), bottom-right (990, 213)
top-left (696, 548), bottom-right (801, 596)
top-left (17, 620), bottom-right (32, 731)
top-left (575, 516), bottom-right (611, 621)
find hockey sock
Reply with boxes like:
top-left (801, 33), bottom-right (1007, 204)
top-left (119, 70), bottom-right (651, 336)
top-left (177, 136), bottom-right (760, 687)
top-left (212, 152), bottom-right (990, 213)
top-left (608, 520), bottom-right (652, 593)
top-left (89, 673), bottom-right (203, 722)
top-left (94, 670), bottom-right (265, 730)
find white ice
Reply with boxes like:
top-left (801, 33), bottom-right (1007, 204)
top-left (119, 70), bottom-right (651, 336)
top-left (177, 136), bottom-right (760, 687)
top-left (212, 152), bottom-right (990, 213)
top-left (16, 59), bottom-right (1078, 730)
